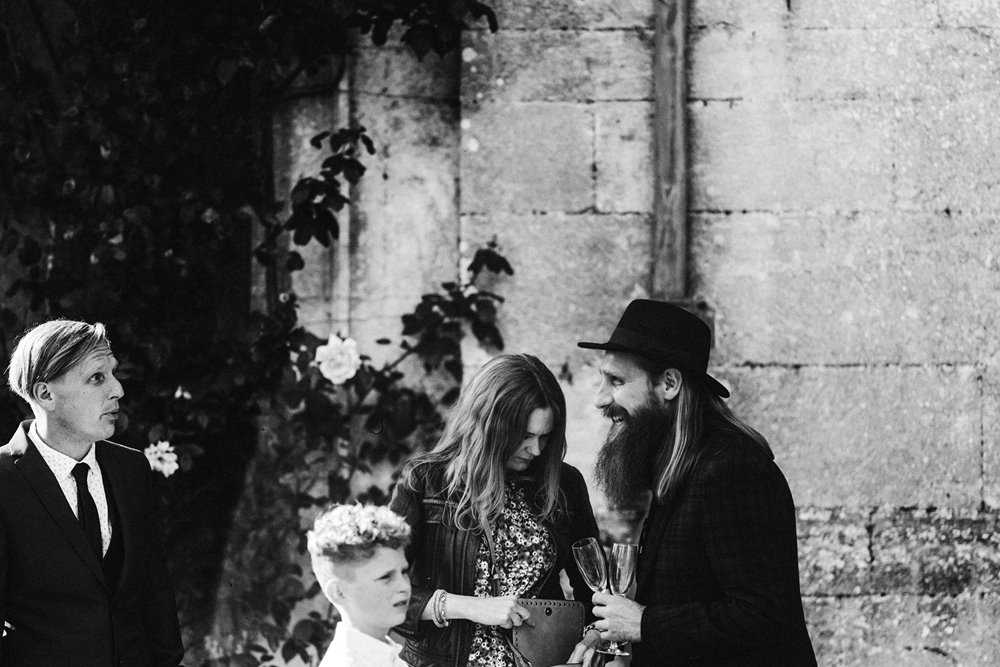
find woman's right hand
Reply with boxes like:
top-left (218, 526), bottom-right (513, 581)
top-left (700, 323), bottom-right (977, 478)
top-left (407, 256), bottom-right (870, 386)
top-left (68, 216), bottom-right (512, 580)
top-left (459, 595), bottom-right (533, 628)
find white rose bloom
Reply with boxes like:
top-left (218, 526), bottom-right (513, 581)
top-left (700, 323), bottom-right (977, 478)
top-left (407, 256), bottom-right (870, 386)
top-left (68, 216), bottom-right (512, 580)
top-left (314, 335), bottom-right (362, 385)
top-left (144, 440), bottom-right (179, 478)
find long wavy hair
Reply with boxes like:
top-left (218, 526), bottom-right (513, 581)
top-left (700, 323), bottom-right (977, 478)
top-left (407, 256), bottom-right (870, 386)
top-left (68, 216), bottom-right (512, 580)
top-left (402, 353), bottom-right (567, 533)
top-left (637, 357), bottom-right (772, 505)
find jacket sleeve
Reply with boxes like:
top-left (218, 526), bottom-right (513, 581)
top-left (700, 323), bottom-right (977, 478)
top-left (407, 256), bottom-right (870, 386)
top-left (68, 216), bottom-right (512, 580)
top-left (137, 457), bottom-right (185, 667)
top-left (560, 465), bottom-right (601, 621)
top-left (638, 454), bottom-right (803, 662)
top-left (388, 475), bottom-right (434, 640)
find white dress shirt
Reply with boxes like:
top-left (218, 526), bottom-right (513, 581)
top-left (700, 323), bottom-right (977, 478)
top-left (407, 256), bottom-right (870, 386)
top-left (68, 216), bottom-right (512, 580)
top-left (318, 622), bottom-right (409, 667)
top-left (29, 421), bottom-right (112, 556)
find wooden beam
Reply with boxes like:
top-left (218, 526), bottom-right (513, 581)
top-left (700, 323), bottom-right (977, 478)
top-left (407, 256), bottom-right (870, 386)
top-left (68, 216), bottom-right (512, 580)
top-left (650, 0), bottom-right (688, 300)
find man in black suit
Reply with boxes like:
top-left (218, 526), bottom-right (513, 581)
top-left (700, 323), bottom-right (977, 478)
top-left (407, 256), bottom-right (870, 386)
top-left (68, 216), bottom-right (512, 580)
top-left (579, 300), bottom-right (815, 666)
top-left (0, 319), bottom-right (184, 666)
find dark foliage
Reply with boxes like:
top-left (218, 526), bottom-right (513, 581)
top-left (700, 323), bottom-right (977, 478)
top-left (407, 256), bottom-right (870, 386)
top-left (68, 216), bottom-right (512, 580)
top-left (0, 0), bottom-right (498, 662)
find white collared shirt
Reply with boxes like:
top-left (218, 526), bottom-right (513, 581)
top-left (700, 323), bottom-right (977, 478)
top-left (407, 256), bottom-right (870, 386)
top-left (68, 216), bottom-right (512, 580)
top-left (318, 621), bottom-right (408, 667)
top-left (29, 421), bottom-right (112, 556)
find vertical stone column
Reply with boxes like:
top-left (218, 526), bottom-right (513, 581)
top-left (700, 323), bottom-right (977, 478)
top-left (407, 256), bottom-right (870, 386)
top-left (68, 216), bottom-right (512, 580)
top-left (348, 39), bottom-right (463, 366)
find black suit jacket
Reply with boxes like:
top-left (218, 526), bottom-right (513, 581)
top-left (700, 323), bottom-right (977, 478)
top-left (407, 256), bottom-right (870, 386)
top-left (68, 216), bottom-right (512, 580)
top-left (632, 421), bottom-right (816, 666)
top-left (0, 421), bottom-right (184, 667)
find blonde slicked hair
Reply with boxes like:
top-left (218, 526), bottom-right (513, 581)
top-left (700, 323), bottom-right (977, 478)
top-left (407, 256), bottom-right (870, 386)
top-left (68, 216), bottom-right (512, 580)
top-left (7, 319), bottom-right (111, 403)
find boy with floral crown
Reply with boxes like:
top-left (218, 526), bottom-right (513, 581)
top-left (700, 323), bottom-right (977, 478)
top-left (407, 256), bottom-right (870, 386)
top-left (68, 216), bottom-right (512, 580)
top-left (308, 503), bottom-right (413, 667)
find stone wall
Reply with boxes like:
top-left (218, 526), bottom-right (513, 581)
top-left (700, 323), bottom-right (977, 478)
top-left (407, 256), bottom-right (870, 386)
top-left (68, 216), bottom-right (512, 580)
top-left (287, 0), bottom-right (1000, 662)
top-left (686, 1), bottom-right (1000, 663)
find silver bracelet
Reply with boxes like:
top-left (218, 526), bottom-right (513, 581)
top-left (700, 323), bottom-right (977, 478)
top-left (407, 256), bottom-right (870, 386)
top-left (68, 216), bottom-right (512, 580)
top-left (431, 589), bottom-right (450, 628)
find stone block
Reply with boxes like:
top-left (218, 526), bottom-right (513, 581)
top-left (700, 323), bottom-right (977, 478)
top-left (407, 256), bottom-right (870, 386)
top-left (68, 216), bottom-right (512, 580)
top-left (462, 29), bottom-right (652, 106)
top-left (594, 102), bottom-right (654, 214)
top-left (351, 95), bottom-right (460, 365)
top-left (802, 596), bottom-right (871, 666)
top-left (870, 508), bottom-right (1000, 596)
top-left (690, 210), bottom-right (999, 365)
top-left (862, 594), bottom-right (1000, 665)
top-left (789, 28), bottom-right (1000, 102)
top-left (723, 365), bottom-right (982, 508)
top-left (790, 0), bottom-right (939, 28)
top-left (460, 212), bottom-right (651, 364)
top-left (689, 26), bottom-right (1000, 102)
top-left (805, 594), bottom-right (1000, 665)
top-left (289, 242), bottom-right (334, 303)
top-left (889, 97), bottom-right (1000, 212)
top-left (797, 507), bottom-right (872, 596)
top-left (689, 0), bottom-right (789, 29)
top-left (486, 0), bottom-right (652, 29)
top-left (687, 24), bottom-right (792, 102)
top-left (460, 102), bottom-right (593, 213)
top-left (689, 99), bottom-right (896, 211)
top-left (354, 43), bottom-right (459, 101)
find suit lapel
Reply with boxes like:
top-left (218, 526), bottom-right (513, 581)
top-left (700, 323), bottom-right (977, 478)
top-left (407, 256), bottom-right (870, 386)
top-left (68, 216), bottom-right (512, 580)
top-left (10, 422), bottom-right (107, 587)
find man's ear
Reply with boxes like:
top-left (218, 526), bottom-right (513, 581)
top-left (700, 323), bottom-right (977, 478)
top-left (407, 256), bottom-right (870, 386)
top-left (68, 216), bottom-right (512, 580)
top-left (31, 382), bottom-right (55, 411)
top-left (656, 368), bottom-right (683, 403)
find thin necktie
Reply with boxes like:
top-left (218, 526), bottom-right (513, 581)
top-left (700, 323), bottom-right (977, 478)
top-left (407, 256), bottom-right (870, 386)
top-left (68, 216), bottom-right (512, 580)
top-left (71, 462), bottom-right (103, 559)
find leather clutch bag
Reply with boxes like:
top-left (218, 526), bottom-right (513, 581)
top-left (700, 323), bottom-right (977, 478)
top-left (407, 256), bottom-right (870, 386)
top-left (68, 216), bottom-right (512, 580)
top-left (511, 598), bottom-right (585, 667)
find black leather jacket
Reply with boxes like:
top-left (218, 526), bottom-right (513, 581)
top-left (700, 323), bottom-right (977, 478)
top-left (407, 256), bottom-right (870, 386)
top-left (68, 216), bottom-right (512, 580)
top-left (389, 461), bottom-right (601, 667)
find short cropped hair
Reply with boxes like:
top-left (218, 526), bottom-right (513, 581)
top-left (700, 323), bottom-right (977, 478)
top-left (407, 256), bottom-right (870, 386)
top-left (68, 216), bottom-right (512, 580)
top-left (7, 319), bottom-right (112, 403)
top-left (308, 504), bottom-right (411, 582)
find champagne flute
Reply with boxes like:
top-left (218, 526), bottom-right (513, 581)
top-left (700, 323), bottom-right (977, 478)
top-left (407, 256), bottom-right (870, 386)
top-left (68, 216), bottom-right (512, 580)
top-left (571, 537), bottom-right (607, 593)
top-left (602, 542), bottom-right (639, 656)
top-left (572, 538), bottom-right (614, 655)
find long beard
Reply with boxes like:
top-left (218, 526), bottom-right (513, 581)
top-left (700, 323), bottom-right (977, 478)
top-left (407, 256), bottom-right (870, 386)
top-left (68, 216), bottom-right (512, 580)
top-left (594, 402), bottom-right (673, 511)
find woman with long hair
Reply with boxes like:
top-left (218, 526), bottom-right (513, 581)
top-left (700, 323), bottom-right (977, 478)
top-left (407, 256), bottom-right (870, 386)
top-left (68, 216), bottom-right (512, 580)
top-left (389, 353), bottom-right (602, 667)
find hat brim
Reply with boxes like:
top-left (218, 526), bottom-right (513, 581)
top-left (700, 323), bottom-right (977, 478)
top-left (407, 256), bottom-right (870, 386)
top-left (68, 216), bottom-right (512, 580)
top-left (577, 340), bottom-right (730, 398)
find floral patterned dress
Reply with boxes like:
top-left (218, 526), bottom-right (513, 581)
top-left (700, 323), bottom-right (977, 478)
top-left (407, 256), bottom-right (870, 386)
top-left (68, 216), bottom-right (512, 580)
top-left (466, 481), bottom-right (556, 667)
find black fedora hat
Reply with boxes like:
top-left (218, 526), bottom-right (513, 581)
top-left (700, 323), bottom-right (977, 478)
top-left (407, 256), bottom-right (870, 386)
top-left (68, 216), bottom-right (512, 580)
top-left (578, 299), bottom-right (730, 398)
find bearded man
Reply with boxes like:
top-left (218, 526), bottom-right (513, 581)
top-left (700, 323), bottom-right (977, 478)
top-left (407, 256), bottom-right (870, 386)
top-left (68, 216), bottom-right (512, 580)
top-left (578, 300), bottom-right (815, 666)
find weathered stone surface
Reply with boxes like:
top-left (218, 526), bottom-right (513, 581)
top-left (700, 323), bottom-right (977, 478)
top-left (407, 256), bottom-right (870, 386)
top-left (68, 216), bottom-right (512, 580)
top-left (724, 365), bottom-right (982, 508)
top-left (798, 507), bottom-right (872, 596)
top-left (270, 94), bottom-right (342, 333)
top-left (351, 95), bottom-right (460, 365)
top-left (805, 594), bottom-right (1000, 665)
top-left (789, 0), bottom-right (939, 28)
top-left (460, 212), bottom-right (651, 364)
top-left (870, 508), bottom-right (1000, 596)
top-left (983, 366), bottom-right (1000, 509)
top-left (861, 594), bottom-right (1000, 665)
top-left (354, 43), bottom-right (459, 101)
top-left (462, 29), bottom-right (652, 105)
top-left (595, 102), bottom-right (654, 214)
top-left (461, 102), bottom-right (594, 213)
top-left (940, 0), bottom-right (1000, 27)
top-left (802, 596), bottom-right (871, 666)
top-left (889, 97), bottom-right (1000, 212)
top-left (690, 211), bottom-right (1000, 365)
top-left (690, 27), bottom-right (1000, 102)
top-left (689, 99), bottom-right (896, 212)
top-left (690, 0), bottom-right (788, 29)
top-left (485, 0), bottom-right (652, 30)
